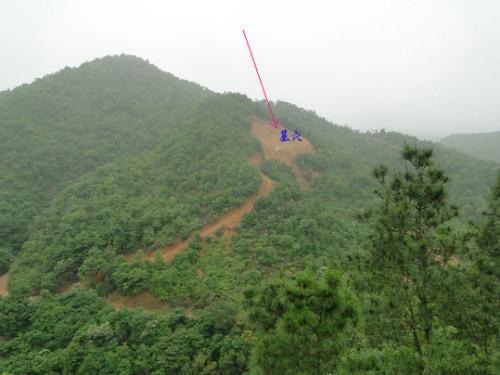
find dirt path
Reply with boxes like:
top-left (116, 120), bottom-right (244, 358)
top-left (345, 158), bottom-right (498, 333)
top-left (116, 118), bottom-right (317, 310)
top-left (140, 161), bottom-right (275, 263)
top-left (0, 273), bottom-right (9, 297)
top-left (128, 118), bottom-right (316, 264)
top-left (2, 118), bottom-right (316, 311)
top-left (250, 119), bottom-right (315, 188)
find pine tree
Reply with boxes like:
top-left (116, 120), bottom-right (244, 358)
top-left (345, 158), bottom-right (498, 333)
top-left (457, 172), bottom-right (500, 369)
top-left (245, 268), bottom-right (358, 375)
top-left (368, 145), bottom-right (461, 374)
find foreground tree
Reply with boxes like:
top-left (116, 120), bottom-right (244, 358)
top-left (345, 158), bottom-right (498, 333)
top-left (367, 145), bottom-right (463, 374)
top-left (245, 268), bottom-right (358, 374)
top-left (450, 172), bottom-right (500, 370)
top-left (475, 172), bottom-right (500, 367)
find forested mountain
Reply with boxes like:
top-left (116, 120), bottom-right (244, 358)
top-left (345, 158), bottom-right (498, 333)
top-left (0, 55), bottom-right (498, 374)
top-left (0, 55), bottom-right (212, 264)
top-left (440, 130), bottom-right (500, 163)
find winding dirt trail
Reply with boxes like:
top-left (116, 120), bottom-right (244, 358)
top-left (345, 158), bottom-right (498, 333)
top-left (130, 118), bottom-right (315, 264)
top-left (136, 156), bottom-right (275, 263)
top-left (115, 118), bottom-right (316, 310)
top-left (2, 118), bottom-right (316, 309)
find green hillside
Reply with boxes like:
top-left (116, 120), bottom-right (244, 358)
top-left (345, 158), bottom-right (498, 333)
top-left (0, 55), bottom-right (214, 259)
top-left (440, 131), bottom-right (500, 163)
top-left (0, 56), bottom-right (498, 374)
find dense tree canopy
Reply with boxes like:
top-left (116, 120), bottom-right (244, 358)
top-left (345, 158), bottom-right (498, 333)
top-left (245, 268), bottom-right (358, 374)
top-left (0, 55), bottom-right (498, 374)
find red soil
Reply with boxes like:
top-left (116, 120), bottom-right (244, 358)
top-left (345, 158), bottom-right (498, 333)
top-left (2, 118), bottom-right (317, 312)
top-left (141, 164), bottom-right (275, 263)
top-left (107, 291), bottom-right (166, 311)
top-left (127, 117), bottom-right (317, 264)
top-left (250, 119), bottom-right (315, 188)
top-left (0, 273), bottom-right (9, 297)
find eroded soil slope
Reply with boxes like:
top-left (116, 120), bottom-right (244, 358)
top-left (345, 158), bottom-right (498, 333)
top-left (250, 118), bottom-right (315, 188)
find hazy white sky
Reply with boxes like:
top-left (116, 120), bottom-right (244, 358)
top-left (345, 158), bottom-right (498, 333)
top-left (1, 0), bottom-right (499, 139)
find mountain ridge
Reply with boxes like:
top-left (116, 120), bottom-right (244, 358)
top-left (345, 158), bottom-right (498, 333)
top-left (440, 130), bottom-right (500, 163)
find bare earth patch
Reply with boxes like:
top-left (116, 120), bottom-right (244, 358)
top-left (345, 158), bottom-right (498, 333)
top-left (0, 273), bottom-right (9, 296)
top-left (107, 291), bottom-right (166, 311)
top-left (131, 118), bottom-right (317, 264)
top-left (250, 119), bottom-right (315, 188)
top-left (2, 118), bottom-right (318, 313)
top-left (109, 118), bottom-right (316, 310)
top-left (142, 169), bottom-right (275, 263)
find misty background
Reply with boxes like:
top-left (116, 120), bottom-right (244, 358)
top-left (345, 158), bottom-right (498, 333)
top-left (1, 0), bottom-right (499, 139)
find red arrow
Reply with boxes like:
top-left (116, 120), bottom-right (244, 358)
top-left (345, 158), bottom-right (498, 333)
top-left (243, 29), bottom-right (279, 128)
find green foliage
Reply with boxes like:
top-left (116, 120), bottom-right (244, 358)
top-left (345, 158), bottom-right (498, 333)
top-left (363, 145), bottom-right (497, 374)
top-left (443, 172), bottom-right (500, 372)
top-left (339, 345), bottom-right (422, 374)
top-left (8, 84), bottom-right (261, 293)
top-left (479, 172), bottom-right (500, 254)
top-left (0, 290), bottom-right (251, 374)
top-left (111, 259), bottom-right (150, 296)
top-left (0, 55), bottom-right (212, 256)
top-left (0, 247), bottom-right (13, 275)
top-left (1, 56), bottom-right (498, 373)
top-left (245, 268), bottom-right (358, 374)
top-left (77, 247), bottom-right (116, 294)
top-left (441, 131), bottom-right (500, 163)
top-left (274, 101), bottom-right (497, 219)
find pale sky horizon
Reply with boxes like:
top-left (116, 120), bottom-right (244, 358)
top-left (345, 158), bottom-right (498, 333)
top-left (1, 0), bottom-right (499, 140)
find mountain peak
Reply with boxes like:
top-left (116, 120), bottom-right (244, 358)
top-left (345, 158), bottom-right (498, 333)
top-left (76, 54), bottom-right (161, 74)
